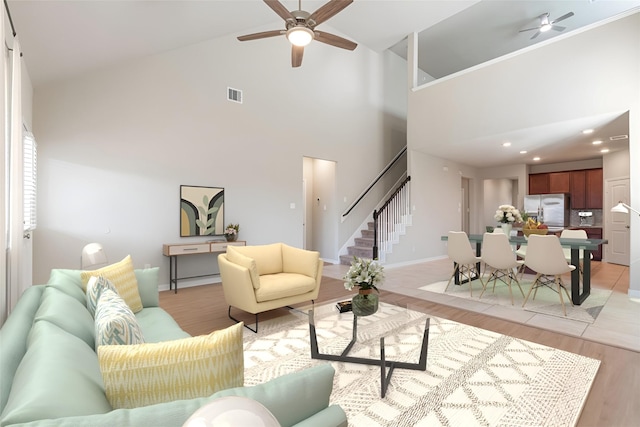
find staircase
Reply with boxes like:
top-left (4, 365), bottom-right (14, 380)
top-left (340, 222), bottom-right (375, 265)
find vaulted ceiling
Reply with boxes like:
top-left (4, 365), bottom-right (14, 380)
top-left (6, 0), bottom-right (637, 167)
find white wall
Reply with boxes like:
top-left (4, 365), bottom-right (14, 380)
top-left (32, 35), bottom-right (407, 285)
top-left (406, 12), bottom-right (640, 294)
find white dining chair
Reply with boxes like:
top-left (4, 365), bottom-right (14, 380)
top-left (559, 229), bottom-right (592, 281)
top-left (522, 234), bottom-right (576, 316)
top-left (479, 232), bottom-right (525, 305)
top-left (445, 231), bottom-right (484, 296)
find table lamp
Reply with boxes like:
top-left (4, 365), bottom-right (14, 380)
top-left (611, 202), bottom-right (640, 216)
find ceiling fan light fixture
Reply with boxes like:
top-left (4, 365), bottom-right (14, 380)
top-left (287, 26), bottom-right (314, 47)
top-left (540, 23), bottom-right (552, 32)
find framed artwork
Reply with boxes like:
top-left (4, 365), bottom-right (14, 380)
top-left (180, 185), bottom-right (224, 237)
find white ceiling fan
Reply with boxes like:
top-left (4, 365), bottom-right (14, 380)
top-left (519, 12), bottom-right (575, 40)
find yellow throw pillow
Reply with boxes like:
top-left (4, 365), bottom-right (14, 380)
top-left (81, 255), bottom-right (143, 313)
top-left (98, 323), bottom-right (244, 409)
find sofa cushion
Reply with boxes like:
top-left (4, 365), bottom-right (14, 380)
top-left (46, 269), bottom-right (86, 304)
top-left (98, 322), bottom-right (244, 409)
top-left (0, 321), bottom-right (111, 426)
top-left (255, 274), bottom-right (317, 302)
top-left (135, 307), bottom-right (191, 343)
top-left (282, 244), bottom-right (320, 278)
top-left (86, 276), bottom-right (119, 317)
top-left (30, 286), bottom-right (95, 348)
top-left (231, 243), bottom-right (283, 275)
top-left (135, 267), bottom-right (160, 307)
top-left (81, 255), bottom-right (143, 313)
top-left (0, 285), bottom-right (45, 414)
top-left (94, 289), bottom-right (145, 348)
top-left (226, 246), bottom-right (261, 289)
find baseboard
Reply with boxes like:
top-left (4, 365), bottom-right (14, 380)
top-left (628, 288), bottom-right (640, 299)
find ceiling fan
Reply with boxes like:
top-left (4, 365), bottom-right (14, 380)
top-left (237, 0), bottom-right (357, 68)
top-left (519, 12), bottom-right (575, 40)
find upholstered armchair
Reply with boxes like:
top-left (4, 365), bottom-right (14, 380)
top-left (218, 243), bottom-right (322, 332)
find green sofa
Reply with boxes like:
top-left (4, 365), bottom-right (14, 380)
top-left (0, 268), bottom-right (347, 427)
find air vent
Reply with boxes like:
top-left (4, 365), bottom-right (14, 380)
top-left (227, 87), bottom-right (243, 104)
top-left (609, 135), bottom-right (628, 141)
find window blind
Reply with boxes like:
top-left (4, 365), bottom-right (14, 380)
top-left (23, 132), bottom-right (37, 232)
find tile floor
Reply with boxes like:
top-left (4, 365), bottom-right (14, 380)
top-left (323, 258), bottom-right (640, 352)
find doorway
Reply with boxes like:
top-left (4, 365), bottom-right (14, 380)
top-left (302, 157), bottom-right (337, 259)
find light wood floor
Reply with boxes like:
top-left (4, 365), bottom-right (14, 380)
top-left (159, 267), bottom-right (640, 427)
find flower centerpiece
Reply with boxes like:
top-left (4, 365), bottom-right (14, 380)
top-left (224, 223), bottom-right (240, 242)
top-left (343, 256), bottom-right (384, 316)
top-left (494, 205), bottom-right (522, 236)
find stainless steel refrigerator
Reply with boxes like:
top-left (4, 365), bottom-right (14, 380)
top-left (523, 194), bottom-right (570, 227)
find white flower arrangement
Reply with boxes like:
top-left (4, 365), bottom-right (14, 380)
top-left (343, 257), bottom-right (385, 292)
top-left (224, 223), bottom-right (239, 236)
top-left (494, 205), bottom-right (523, 224)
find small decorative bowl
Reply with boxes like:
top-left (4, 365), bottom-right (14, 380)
top-left (523, 228), bottom-right (549, 237)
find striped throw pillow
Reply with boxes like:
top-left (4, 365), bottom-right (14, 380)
top-left (86, 276), bottom-right (118, 317)
top-left (94, 289), bottom-right (145, 349)
top-left (81, 255), bottom-right (143, 313)
top-left (98, 323), bottom-right (244, 409)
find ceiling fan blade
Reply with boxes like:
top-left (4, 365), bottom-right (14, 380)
top-left (530, 31), bottom-right (541, 40)
top-left (308, 0), bottom-right (353, 26)
top-left (551, 25), bottom-right (566, 32)
top-left (552, 12), bottom-right (574, 24)
top-left (264, 0), bottom-right (295, 22)
top-left (519, 27), bottom-right (539, 33)
top-left (237, 30), bottom-right (284, 42)
top-left (314, 31), bottom-right (357, 50)
top-left (292, 45), bottom-right (304, 68)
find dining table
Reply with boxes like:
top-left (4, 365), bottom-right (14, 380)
top-left (441, 233), bottom-right (608, 305)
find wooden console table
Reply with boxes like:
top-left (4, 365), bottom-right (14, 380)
top-left (162, 241), bottom-right (246, 293)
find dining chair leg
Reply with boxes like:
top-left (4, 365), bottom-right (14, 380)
top-left (507, 273), bottom-right (514, 305)
top-left (556, 276), bottom-right (567, 316)
top-left (522, 273), bottom-right (542, 308)
top-left (512, 271), bottom-right (525, 298)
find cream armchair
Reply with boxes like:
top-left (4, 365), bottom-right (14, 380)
top-left (218, 243), bottom-right (323, 332)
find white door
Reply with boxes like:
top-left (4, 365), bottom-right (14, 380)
top-left (606, 177), bottom-right (630, 265)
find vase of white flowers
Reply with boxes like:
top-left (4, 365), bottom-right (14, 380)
top-left (224, 224), bottom-right (239, 242)
top-left (494, 205), bottom-right (522, 236)
top-left (343, 256), bottom-right (384, 317)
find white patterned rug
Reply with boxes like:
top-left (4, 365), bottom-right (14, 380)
top-left (419, 278), bottom-right (611, 323)
top-left (242, 302), bottom-right (600, 427)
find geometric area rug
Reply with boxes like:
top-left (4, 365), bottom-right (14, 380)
top-left (419, 280), bottom-right (612, 324)
top-left (242, 302), bottom-right (600, 426)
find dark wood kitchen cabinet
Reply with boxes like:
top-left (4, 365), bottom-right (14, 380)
top-left (569, 169), bottom-right (602, 209)
top-left (586, 168), bottom-right (603, 209)
top-left (570, 170), bottom-right (586, 209)
top-left (549, 172), bottom-right (570, 193)
top-left (529, 173), bottom-right (549, 194)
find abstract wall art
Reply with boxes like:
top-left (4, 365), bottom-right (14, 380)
top-left (180, 185), bottom-right (224, 237)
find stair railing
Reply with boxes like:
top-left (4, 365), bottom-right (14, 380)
top-left (342, 146), bottom-right (407, 219)
top-left (373, 176), bottom-right (411, 260)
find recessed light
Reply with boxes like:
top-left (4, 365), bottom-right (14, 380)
top-left (502, 142), bottom-right (511, 147)
top-left (582, 129), bottom-right (594, 134)
top-left (600, 149), bottom-right (610, 153)
top-left (533, 157), bottom-right (541, 161)
top-left (592, 140), bottom-right (603, 145)
top-left (520, 150), bottom-right (527, 154)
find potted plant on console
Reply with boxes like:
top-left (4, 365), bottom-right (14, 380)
top-left (343, 256), bottom-right (385, 316)
top-left (224, 223), bottom-right (240, 242)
